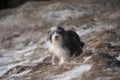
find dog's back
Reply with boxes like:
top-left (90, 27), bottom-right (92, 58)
top-left (64, 30), bottom-right (84, 57)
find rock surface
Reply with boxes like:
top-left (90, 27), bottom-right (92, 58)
top-left (0, 0), bottom-right (120, 80)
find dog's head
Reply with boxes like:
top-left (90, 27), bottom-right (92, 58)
top-left (47, 26), bottom-right (65, 45)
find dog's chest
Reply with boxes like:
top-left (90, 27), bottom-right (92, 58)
top-left (50, 43), bottom-right (70, 57)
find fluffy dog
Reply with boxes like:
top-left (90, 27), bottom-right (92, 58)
top-left (47, 26), bottom-right (84, 65)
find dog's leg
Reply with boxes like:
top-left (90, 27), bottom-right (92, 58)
top-left (58, 57), bottom-right (66, 65)
top-left (51, 55), bottom-right (56, 65)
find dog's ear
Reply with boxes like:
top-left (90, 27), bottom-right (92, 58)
top-left (57, 26), bottom-right (65, 30)
top-left (57, 26), bottom-right (65, 34)
top-left (48, 30), bottom-right (51, 34)
top-left (47, 30), bottom-right (51, 41)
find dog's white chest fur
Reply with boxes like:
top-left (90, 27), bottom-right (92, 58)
top-left (50, 43), bottom-right (69, 59)
top-left (49, 40), bottom-right (70, 65)
top-left (48, 30), bottom-right (70, 65)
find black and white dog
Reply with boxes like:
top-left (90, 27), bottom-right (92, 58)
top-left (47, 26), bottom-right (84, 65)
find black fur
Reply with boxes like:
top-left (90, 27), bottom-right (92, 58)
top-left (63, 30), bottom-right (84, 57)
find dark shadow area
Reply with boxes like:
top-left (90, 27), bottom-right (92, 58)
top-left (0, 0), bottom-right (52, 10)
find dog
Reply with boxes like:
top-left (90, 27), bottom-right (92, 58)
top-left (47, 26), bottom-right (84, 65)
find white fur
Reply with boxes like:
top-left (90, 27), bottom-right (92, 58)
top-left (49, 32), bottom-right (70, 65)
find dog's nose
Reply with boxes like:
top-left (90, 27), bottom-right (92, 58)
top-left (55, 36), bottom-right (58, 39)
